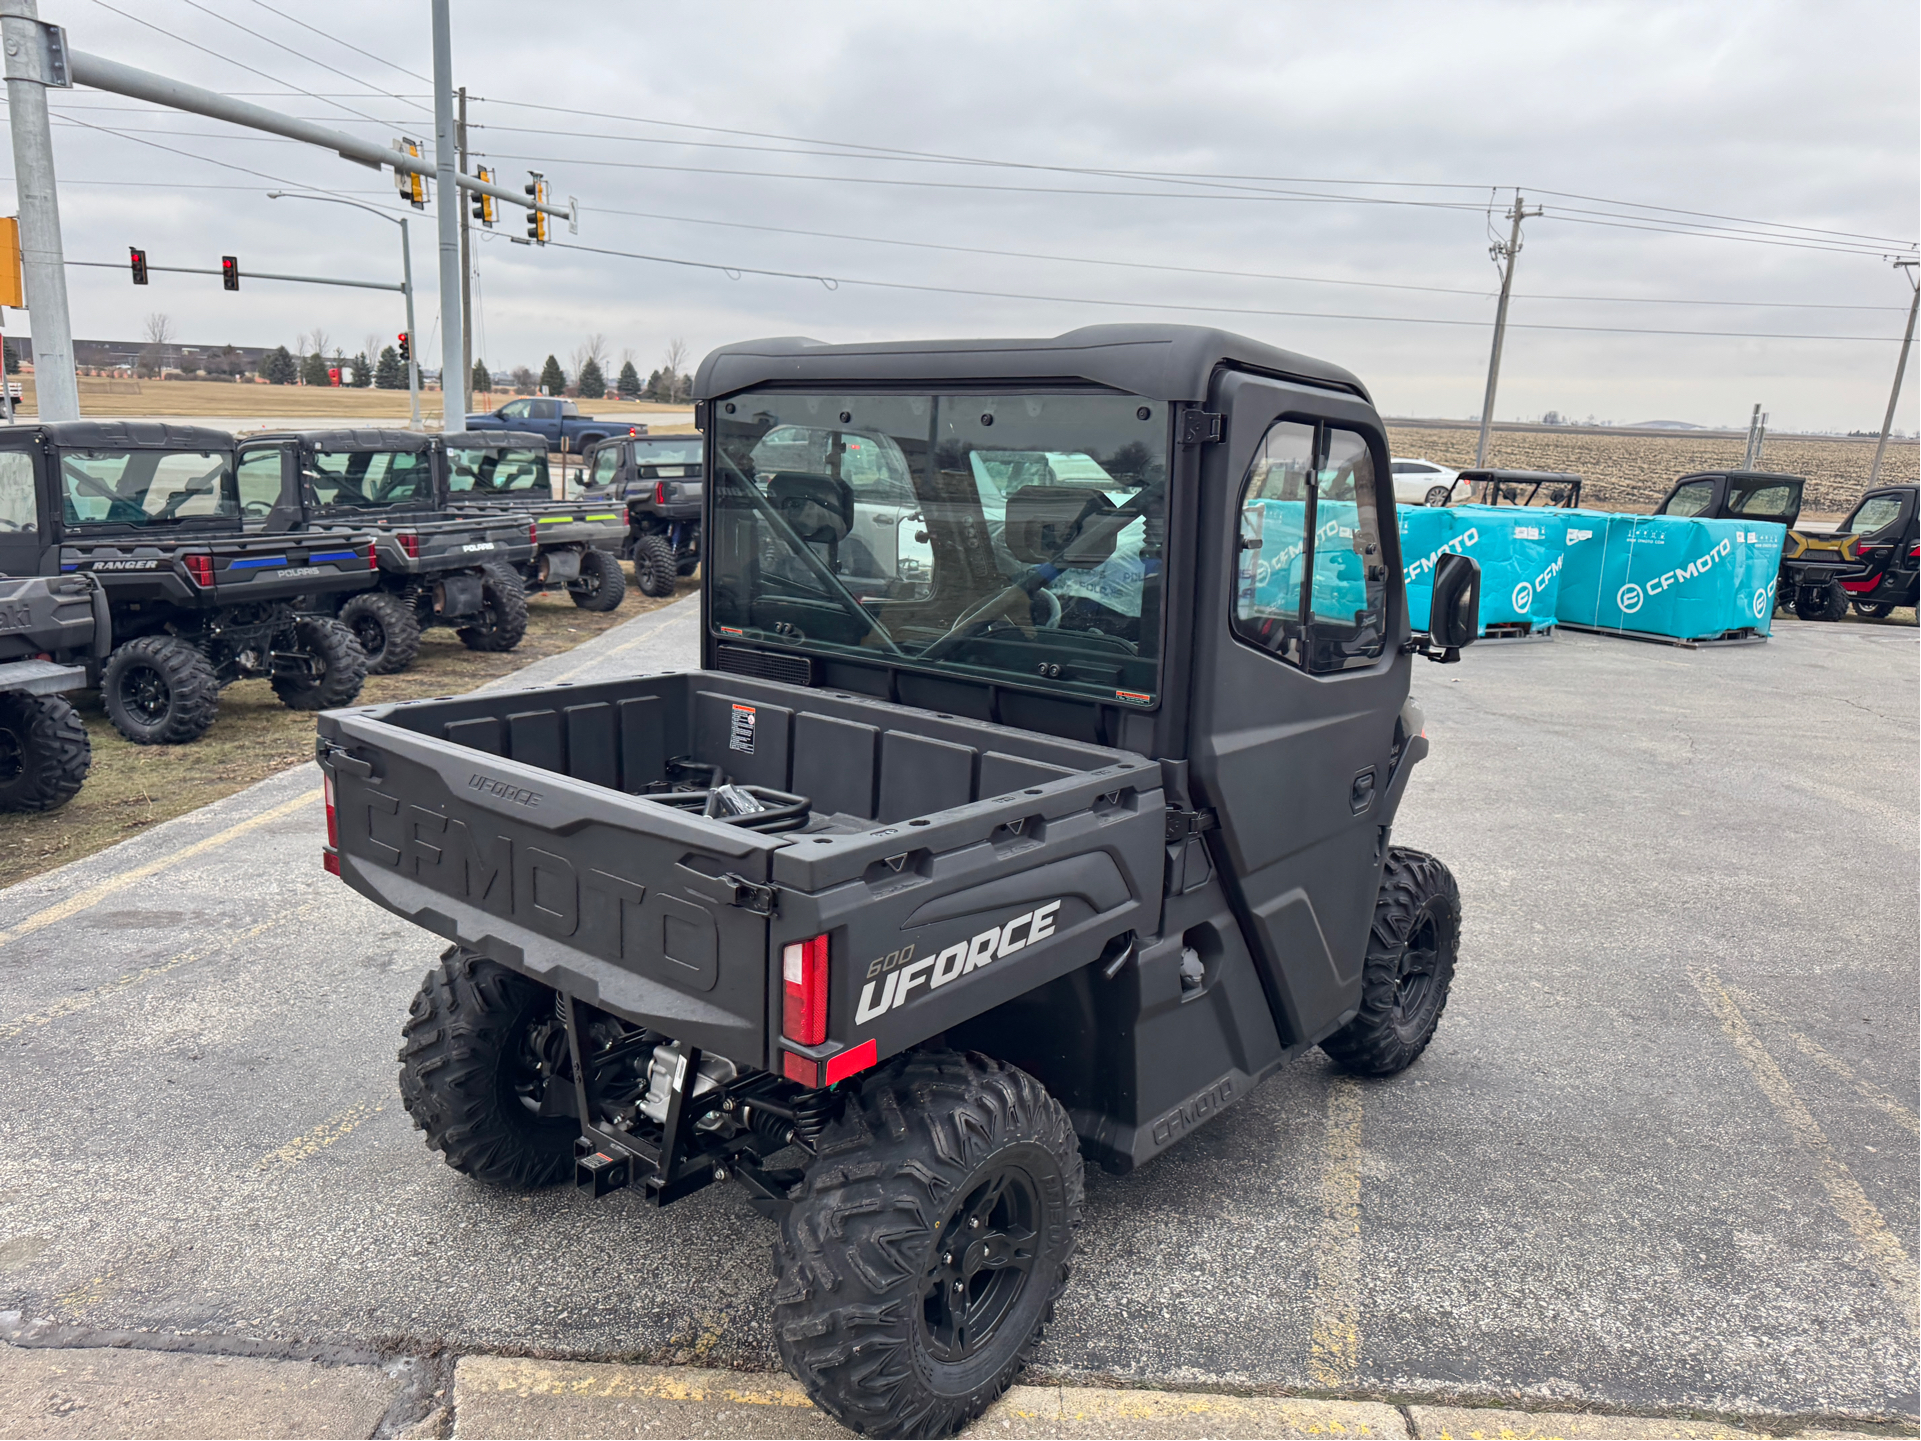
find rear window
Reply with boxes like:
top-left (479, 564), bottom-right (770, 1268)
top-left (1728, 482), bottom-right (1797, 520)
top-left (306, 449), bottom-right (435, 510)
top-left (631, 438), bottom-right (704, 467)
top-left (60, 448), bottom-right (238, 528)
top-left (447, 446), bottom-right (549, 495)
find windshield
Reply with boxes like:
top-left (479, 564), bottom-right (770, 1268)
top-left (306, 448), bottom-right (436, 510)
top-left (60, 448), bottom-right (238, 528)
top-left (710, 391), bottom-right (1167, 706)
top-left (446, 445), bottom-right (549, 495)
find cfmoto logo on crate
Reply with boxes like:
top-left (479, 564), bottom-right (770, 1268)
top-left (1512, 581), bottom-right (1534, 611)
top-left (856, 900), bottom-right (1062, 1025)
top-left (1405, 526), bottom-right (1481, 582)
top-left (1645, 537), bottom-right (1734, 597)
top-left (1617, 583), bottom-right (1645, 614)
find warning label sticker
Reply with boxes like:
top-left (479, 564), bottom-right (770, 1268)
top-left (729, 703), bottom-right (756, 754)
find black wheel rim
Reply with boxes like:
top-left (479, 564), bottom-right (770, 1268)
top-left (918, 1163), bottom-right (1041, 1361)
top-left (1393, 911), bottom-right (1442, 1027)
top-left (0, 725), bottom-right (23, 784)
top-left (121, 663), bottom-right (171, 723)
top-left (351, 614), bottom-right (385, 660)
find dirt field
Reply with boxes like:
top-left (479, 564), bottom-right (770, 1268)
top-left (0, 573), bottom-right (697, 890)
top-left (6, 378), bottom-right (683, 422)
top-left (1387, 423), bottom-right (1919, 516)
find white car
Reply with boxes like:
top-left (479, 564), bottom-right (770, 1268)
top-left (1390, 458), bottom-right (1468, 507)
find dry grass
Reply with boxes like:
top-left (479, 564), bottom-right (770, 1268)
top-left (9, 378), bottom-right (684, 422)
top-left (0, 573), bottom-right (697, 890)
top-left (1386, 424), bottom-right (1919, 518)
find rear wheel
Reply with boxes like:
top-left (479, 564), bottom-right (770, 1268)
top-left (397, 948), bottom-right (578, 1190)
top-left (103, 636), bottom-right (219, 745)
top-left (774, 1052), bottom-right (1081, 1439)
top-left (457, 565), bottom-right (530, 652)
top-left (1852, 599), bottom-right (1895, 619)
top-left (271, 617), bottom-right (368, 711)
top-left (340, 591), bottom-right (422, 674)
top-left (0, 692), bottom-right (90, 812)
top-left (633, 534), bottom-right (677, 597)
top-left (1425, 485), bottom-right (1451, 507)
top-left (1794, 579), bottom-right (1849, 622)
top-left (1321, 846), bottom-right (1460, 1077)
top-left (569, 548), bottom-right (626, 611)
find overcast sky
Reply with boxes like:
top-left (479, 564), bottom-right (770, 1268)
top-left (8, 0), bottom-right (1917, 431)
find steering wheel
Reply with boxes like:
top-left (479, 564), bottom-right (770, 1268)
top-left (241, 500), bottom-right (272, 519)
top-left (1033, 587), bottom-right (1061, 629)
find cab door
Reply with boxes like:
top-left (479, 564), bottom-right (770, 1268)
top-left (236, 442), bottom-right (301, 533)
top-left (1185, 371), bottom-right (1411, 1046)
top-left (0, 440), bottom-right (52, 575)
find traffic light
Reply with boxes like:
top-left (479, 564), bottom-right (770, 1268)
top-left (221, 255), bottom-right (239, 291)
top-left (525, 172), bottom-right (548, 244)
top-left (130, 247), bottom-right (148, 285)
top-left (470, 165), bottom-right (496, 227)
top-left (396, 332), bottom-right (410, 364)
top-left (393, 137), bottom-right (427, 208)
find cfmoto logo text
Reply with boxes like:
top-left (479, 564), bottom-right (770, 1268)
top-left (1617, 582), bottom-right (1645, 614)
top-left (1512, 581), bottom-right (1534, 612)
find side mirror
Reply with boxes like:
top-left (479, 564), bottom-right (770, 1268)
top-left (1428, 551), bottom-right (1480, 654)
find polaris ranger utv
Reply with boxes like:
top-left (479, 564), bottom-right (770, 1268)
top-left (582, 431), bottom-right (703, 596)
top-left (317, 325), bottom-right (1481, 1439)
top-left (442, 430), bottom-right (627, 612)
top-left (236, 430), bottom-right (536, 674)
top-left (0, 422), bottom-right (375, 746)
top-left (0, 563), bottom-right (105, 810)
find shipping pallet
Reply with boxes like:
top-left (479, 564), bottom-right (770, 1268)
top-left (1479, 621), bottom-right (1556, 644)
top-left (1557, 621), bottom-right (1768, 650)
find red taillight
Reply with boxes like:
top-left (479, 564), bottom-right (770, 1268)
top-left (322, 771), bottom-right (341, 875)
top-left (782, 934), bottom-right (829, 1047)
top-left (182, 553), bottom-right (214, 587)
top-left (655, 482), bottom-right (669, 506)
top-left (529, 520), bottom-right (539, 547)
top-left (366, 541), bottom-right (378, 568)
top-left (396, 532), bottom-right (420, 560)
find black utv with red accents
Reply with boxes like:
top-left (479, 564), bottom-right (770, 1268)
top-left (0, 421), bottom-right (376, 746)
top-left (316, 325), bottom-right (1481, 1439)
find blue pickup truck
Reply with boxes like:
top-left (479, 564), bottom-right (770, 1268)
top-left (461, 397), bottom-right (644, 454)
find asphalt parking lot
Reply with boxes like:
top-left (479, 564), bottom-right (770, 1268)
top-left (0, 602), bottom-right (1914, 1434)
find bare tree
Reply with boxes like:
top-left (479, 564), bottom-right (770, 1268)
top-left (140, 312), bottom-right (175, 378)
top-left (307, 326), bottom-right (332, 362)
top-left (142, 312), bottom-right (174, 347)
top-left (662, 337), bottom-right (690, 401)
top-left (363, 333), bottom-right (383, 368)
top-left (569, 332), bottom-right (609, 378)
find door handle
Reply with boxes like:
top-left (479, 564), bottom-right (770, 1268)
top-left (1350, 768), bottom-right (1377, 815)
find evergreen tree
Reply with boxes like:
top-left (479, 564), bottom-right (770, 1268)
top-left (3, 341), bottom-right (16, 376)
top-left (538, 354), bottom-right (566, 395)
top-left (300, 350), bottom-right (330, 387)
top-left (374, 345), bottom-right (404, 390)
top-left (471, 359), bottom-right (492, 395)
top-left (645, 367), bottom-right (666, 401)
top-left (260, 345), bottom-right (297, 385)
top-left (576, 357), bottom-right (606, 401)
top-left (616, 359), bottom-right (641, 400)
top-left (349, 352), bottom-right (372, 388)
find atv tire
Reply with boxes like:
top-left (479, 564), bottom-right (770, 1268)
top-left (774, 1051), bottom-right (1082, 1439)
top-left (0, 692), bottom-right (90, 812)
top-left (1795, 579), bottom-right (1849, 622)
top-left (1320, 846), bottom-right (1460, 1077)
top-left (457, 565), bottom-right (530, 652)
top-left (633, 534), bottom-right (677, 597)
top-left (397, 948), bottom-right (578, 1190)
top-left (272, 617), bottom-right (368, 712)
top-left (340, 590), bottom-right (422, 674)
top-left (1853, 600), bottom-right (1895, 619)
top-left (569, 547), bottom-right (626, 612)
top-left (103, 635), bottom-right (220, 745)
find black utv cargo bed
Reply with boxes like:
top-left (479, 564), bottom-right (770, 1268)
top-left (320, 673), bottom-right (1165, 1071)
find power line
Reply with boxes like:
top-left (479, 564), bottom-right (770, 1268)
top-left (546, 238), bottom-right (1908, 342)
top-left (53, 112), bottom-right (360, 201)
top-left (1528, 187), bottom-right (1915, 250)
top-left (169, 0), bottom-right (432, 118)
top-left (243, 0), bottom-right (433, 87)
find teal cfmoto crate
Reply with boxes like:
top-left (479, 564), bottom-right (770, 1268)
top-left (1556, 511), bottom-right (1785, 643)
top-left (1398, 504), bottom-right (1566, 637)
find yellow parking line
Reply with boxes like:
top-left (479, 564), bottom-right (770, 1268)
top-left (1692, 966), bottom-right (1919, 1321)
top-left (256, 1099), bottom-right (384, 1169)
top-left (0, 787), bottom-right (320, 951)
top-left (1308, 1074), bottom-right (1365, 1387)
top-left (1730, 986), bottom-right (1919, 1137)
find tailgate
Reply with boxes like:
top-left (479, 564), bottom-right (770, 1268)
top-left (213, 534), bottom-right (374, 598)
top-left (324, 712), bottom-right (782, 1060)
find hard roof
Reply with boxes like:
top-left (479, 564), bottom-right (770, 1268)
top-left (1673, 470), bottom-right (1807, 483)
top-left (693, 324), bottom-right (1371, 406)
top-left (441, 430), bottom-right (546, 449)
top-left (26, 420), bottom-right (234, 451)
top-left (246, 428), bottom-right (435, 451)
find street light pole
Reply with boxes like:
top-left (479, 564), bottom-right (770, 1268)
top-left (1868, 259), bottom-right (1919, 487)
top-left (431, 0), bottom-right (462, 436)
top-left (1474, 191), bottom-right (1542, 469)
top-left (1, 0), bottom-right (78, 421)
top-left (267, 191), bottom-right (421, 430)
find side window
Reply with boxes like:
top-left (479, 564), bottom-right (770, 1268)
top-left (499, 399), bottom-right (531, 420)
top-left (532, 399), bottom-right (559, 420)
top-left (0, 451), bottom-right (38, 533)
top-left (589, 446), bottom-right (620, 487)
top-left (1664, 480), bottom-right (1715, 517)
top-left (1234, 420), bottom-right (1387, 674)
top-left (236, 450), bottom-right (282, 514)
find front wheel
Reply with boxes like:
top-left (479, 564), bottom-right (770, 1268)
top-left (0, 692), bottom-right (90, 812)
top-left (1852, 599), bottom-right (1895, 619)
top-left (774, 1052), bottom-right (1082, 1439)
top-left (569, 548), bottom-right (626, 612)
top-left (1794, 579), bottom-right (1849, 622)
top-left (271, 617), bottom-right (368, 711)
top-left (102, 636), bottom-right (220, 745)
top-left (632, 534), bottom-right (677, 597)
top-left (1320, 846), bottom-right (1461, 1077)
top-left (457, 565), bottom-right (530, 652)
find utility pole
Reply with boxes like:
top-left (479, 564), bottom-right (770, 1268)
top-left (1474, 191), bottom-right (1542, 469)
top-left (457, 86), bottom-right (472, 419)
top-left (1868, 259), bottom-right (1919, 487)
top-left (1, 0), bottom-right (77, 421)
top-left (1740, 403), bottom-right (1770, 470)
top-left (431, 0), bottom-right (461, 434)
